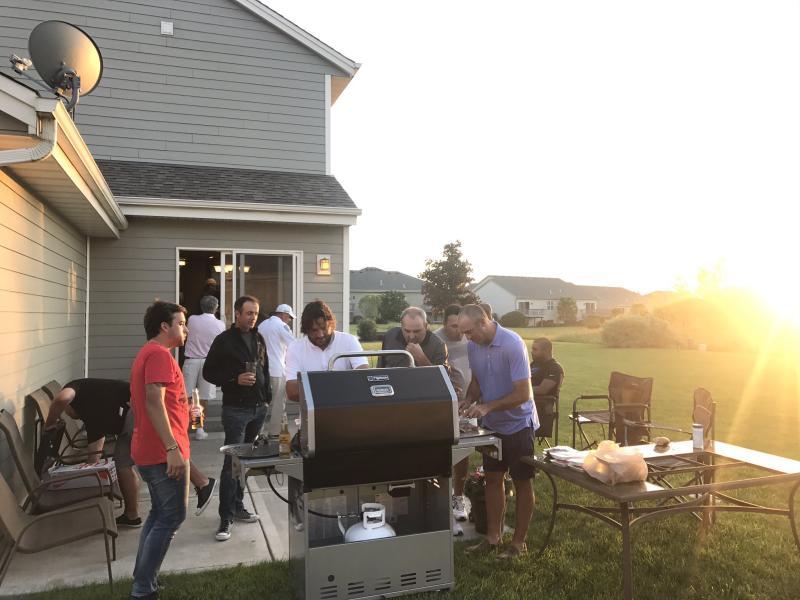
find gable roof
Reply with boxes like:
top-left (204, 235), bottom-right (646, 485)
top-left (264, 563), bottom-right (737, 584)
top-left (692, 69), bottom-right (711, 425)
top-left (351, 267), bottom-right (423, 292)
top-left (474, 275), bottom-right (641, 308)
top-left (231, 0), bottom-right (359, 97)
top-left (97, 160), bottom-right (357, 210)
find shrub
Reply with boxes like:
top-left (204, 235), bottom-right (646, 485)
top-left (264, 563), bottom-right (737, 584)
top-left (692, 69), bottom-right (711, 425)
top-left (357, 319), bottom-right (378, 342)
top-left (584, 315), bottom-right (606, 329)
top-left (351, 315), bottom-right (363, 324)
top-left (601, 315), bottom-right (679, 348)
top-left (500, 310), bottom-right (528, 328)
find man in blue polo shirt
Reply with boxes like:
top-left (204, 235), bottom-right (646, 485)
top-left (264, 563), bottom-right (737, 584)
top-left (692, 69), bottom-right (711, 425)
top-left (459, 304), bottom-right (539, 558)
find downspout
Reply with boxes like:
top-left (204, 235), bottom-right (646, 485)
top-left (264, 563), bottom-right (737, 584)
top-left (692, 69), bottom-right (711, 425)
top-left (0, 114), bottom-right (56, 166)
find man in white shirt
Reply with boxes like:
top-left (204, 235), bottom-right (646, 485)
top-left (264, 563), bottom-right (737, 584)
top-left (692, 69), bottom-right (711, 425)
top-left (183, 295), bottom-right (225, 439)
top-left (257, 303), bottom-right (297, 437)
top-left (286, 300), bottom-right (368, 402)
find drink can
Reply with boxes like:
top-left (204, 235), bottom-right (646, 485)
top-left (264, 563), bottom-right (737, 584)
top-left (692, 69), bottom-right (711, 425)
top-left (692, 423), bottom-right (704, 450)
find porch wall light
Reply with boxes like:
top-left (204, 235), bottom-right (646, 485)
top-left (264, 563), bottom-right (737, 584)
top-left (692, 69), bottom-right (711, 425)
top-left (317, 254), bottom-right (331, 276)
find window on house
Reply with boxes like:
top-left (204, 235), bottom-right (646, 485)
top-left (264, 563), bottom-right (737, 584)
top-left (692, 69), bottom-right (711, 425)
top-left (546, 300), bottom-right (555, 310)
top-left (518, 301), bottom-right (530, 313)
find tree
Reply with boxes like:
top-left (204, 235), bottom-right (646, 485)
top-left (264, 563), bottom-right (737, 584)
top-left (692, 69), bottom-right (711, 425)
top-left (378, 291), bottom-right (408, 322)
top-left (358, 294), bottom-right (382, 320)
top-left (419, 241), bottom-right (480, 316)
top-left (557, 297), bottom-right (578, 324)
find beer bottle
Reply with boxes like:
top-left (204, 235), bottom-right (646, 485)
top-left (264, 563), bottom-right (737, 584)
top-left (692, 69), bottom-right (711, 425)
top-left (279, 414), bottom-right (291, 457)
top-left (191, 390), bottom-right (204, 430)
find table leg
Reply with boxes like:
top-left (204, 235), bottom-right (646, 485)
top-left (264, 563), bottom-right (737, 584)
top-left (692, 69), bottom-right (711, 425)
top-left (620, 502), bottom-right (633, 600)
top-left (790, 480), bottom-right (800, 553)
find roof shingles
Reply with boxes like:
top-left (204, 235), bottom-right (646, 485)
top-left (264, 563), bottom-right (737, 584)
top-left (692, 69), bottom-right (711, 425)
top-left (97, 160), bottom-right (357, 209)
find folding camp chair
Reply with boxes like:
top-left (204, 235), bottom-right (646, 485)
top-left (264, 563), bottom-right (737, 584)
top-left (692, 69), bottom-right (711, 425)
top-left (534, 395), bottom-right (559, 447)
top-left (570, 372), bottom-right (654, 449)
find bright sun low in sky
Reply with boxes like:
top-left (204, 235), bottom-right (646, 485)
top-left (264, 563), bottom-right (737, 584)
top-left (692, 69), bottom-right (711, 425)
top-left (265, 1), bottom-right (800, 321)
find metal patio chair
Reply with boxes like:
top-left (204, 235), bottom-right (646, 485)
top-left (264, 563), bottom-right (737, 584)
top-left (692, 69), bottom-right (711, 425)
top-left (27, 389), bottom-right (91, 466)
top-left (0, 472), bottom-right (117, 593)
top-left (570, 371), bottom-right (654, 449)
top-left (0, 410), bottom-right (119, 514)
top-left (534, 395), bottom-right (559, 447)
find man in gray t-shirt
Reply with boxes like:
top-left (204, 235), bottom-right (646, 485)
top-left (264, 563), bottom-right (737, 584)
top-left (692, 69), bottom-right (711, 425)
top-left (434, 304), bottom-right (473, 533)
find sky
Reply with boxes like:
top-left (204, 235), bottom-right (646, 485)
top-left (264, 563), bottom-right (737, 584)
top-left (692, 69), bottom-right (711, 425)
top-left (266, 1), bottom-right (800, 314)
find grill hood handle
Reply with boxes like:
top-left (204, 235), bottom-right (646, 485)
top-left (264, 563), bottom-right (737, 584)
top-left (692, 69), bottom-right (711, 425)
top-left (327, 350), bottom-right (415, 371)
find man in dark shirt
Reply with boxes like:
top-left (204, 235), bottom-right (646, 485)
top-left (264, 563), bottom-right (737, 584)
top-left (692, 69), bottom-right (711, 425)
top-left (530, 337), bottom-right (565, 399)
top-left (203, 294), bottom-right (270, 542)
top-left (377, 307), bottom-right (449, 370)
top-left (44, 378), bottom-right (140, 527)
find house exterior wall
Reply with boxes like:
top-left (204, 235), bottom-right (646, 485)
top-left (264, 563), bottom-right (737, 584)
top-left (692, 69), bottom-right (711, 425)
top-left (474, 280), bottom-right (517, 316)
top-left (0, 0), bottom-right (346, 173)
top-left (88, 216), bottom-right (344, 379)
top-left (0, 170), bottom-right (87, 455)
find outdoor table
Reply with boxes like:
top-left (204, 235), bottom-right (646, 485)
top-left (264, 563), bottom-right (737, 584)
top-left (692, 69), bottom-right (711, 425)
top-left (522, 440), bottom-right (800, 600)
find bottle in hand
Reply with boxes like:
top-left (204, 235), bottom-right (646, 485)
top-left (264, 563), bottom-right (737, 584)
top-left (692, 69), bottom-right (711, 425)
top-left (190, 390), bottom-right (204, 430)
top-left (279, 414), bottom-right (291, 457)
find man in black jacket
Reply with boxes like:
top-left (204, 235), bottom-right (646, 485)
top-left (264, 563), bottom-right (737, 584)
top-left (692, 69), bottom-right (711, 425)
top-left (203, 295), bottom-right (271, 542)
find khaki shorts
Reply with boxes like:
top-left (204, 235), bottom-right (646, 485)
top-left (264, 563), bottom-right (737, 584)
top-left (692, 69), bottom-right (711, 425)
top-left (183, 357), bottom-right (217, 400)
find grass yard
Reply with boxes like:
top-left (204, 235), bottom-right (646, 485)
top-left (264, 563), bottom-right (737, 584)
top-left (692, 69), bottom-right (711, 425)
top-left (25, 332), bottom-right (800, 599)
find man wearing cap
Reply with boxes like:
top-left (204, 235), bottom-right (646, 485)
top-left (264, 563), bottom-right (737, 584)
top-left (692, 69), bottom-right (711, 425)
top-left (257, 304), bottom-right (297, 438)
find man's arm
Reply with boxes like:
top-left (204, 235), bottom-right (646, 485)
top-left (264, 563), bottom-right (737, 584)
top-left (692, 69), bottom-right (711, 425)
top-left (145, 383), bottom-right (186, 478)
top-left (461, 374), bottom-right (481, 410)
top-left (202, 335), bottom-right (231, 386)
top-left (533, 379), bottom-right (557, 396)
top-left (466, 378), bottom-right (531, 418)
top-left (286, 379), bottom-right (300, 402)
top-left (44, 389), bottom-right (72, 430)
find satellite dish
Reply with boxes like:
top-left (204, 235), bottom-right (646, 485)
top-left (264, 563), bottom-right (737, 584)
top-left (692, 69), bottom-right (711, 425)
top-left (27, 20), bottom-right (103, 112)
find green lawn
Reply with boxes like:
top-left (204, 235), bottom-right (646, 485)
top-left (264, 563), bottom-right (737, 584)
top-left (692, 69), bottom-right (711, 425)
top-left (25, 334), bottom-right (800, 599)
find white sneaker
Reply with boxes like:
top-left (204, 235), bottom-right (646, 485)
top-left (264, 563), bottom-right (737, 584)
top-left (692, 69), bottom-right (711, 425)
top-left (194, 428), bottom-right (209, 440)
top-left (452, 495), bottom-right (468, 521)
top-left (452, 521), bottom-right (464, 537)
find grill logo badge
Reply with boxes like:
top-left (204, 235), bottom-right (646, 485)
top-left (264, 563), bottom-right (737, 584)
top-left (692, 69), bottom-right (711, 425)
top-left (367, 375), bottom-right (390, 382)
top-left (370, 385), bottom-right (394, 397)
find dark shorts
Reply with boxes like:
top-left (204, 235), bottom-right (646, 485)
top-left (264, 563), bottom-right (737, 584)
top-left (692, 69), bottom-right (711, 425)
top-left (112, 409), bottom-right (134, 469)
top-left (483, 426), bottom-right (535, 480)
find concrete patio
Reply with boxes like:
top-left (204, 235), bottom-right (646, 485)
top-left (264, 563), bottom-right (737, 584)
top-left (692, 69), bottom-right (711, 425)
top-left (1, 426), bottom-right (482, 597)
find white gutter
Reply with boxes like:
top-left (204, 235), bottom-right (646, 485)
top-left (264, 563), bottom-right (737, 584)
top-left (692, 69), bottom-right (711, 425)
top-left (0, 114), bottom-right (56, 165)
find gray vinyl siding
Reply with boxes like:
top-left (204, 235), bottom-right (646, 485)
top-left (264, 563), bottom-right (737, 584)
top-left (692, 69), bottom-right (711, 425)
top-left (88, 217), bottom-right (344, 379)
top-left (0, 169), bottom-right (87, 461)
top-left (0, 0), bottom-right (348, 173)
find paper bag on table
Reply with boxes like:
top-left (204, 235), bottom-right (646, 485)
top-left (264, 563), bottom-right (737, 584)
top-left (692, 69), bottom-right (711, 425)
top-left (582, 440), bottom-right (647, 485)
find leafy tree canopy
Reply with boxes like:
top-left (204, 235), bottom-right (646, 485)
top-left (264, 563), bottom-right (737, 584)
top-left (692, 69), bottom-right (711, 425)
top-left (419, 241), bottom-right (479, 316)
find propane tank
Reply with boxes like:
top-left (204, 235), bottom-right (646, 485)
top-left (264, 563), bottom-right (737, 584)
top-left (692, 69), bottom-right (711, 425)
top-left (338, 503), bottom-right (396, 543)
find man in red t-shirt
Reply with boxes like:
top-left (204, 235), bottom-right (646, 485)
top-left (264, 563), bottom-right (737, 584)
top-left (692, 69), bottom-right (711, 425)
top-left (129, 300), bottom-right (192, 599)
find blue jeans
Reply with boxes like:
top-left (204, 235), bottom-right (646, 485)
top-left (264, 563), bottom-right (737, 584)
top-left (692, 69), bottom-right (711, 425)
top-left (219, 404), bottom-right (267, 522)
top-left (131, 462), bottom-right (189, 597)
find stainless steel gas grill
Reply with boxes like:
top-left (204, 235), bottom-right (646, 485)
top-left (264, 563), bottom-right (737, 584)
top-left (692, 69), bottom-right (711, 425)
top-left (222, 351), bottom-right (502, 600)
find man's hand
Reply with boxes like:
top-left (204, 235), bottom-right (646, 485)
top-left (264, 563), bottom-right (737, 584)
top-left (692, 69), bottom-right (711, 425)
top-left (166, 449), bottom-right (186, 479)
top-left (405, 343), bottom-right (426, 364)
top-left (237, 372), bottom-right (256, 386)
top-left (464, 403), bottom-right (491, 419)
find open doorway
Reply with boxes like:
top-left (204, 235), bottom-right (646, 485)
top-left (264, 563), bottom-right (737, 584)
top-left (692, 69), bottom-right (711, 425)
top-left (178, 250), bottom-right (222, 319)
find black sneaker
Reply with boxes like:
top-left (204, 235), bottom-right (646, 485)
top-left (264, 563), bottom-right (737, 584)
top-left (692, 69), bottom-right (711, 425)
top-left (195, 478), bottom-right (217, 516)
top-left (215, 520), bottom-right (232, 541)
top-left (116, 514), bottom-right (143, 528)
top-left (233, 508), bottom-right (260, 523)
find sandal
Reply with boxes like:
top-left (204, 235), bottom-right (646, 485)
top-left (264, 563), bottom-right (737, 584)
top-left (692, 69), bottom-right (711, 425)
top-left (497, 543), bottom-right (528, 559)
top-left (464, 539), bottom-right (501, 554)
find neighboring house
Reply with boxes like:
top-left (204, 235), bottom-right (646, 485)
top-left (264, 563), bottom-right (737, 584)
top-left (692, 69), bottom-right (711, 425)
top-left (350, 267), bottom-right (425, 319)
top-left (473, 276), bottom-right (641, 324)
top-left (1, 0), bottom-right (359, 444)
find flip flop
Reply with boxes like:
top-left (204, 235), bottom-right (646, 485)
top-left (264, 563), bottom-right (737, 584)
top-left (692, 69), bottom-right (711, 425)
top-left (497, 543), bottom-right (528, 560)
top-left (464, 539), bottom-right (501, 554)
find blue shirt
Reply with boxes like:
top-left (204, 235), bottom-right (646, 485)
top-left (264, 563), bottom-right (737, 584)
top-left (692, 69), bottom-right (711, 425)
top-left (467, 324), bottom-right (539, 435)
